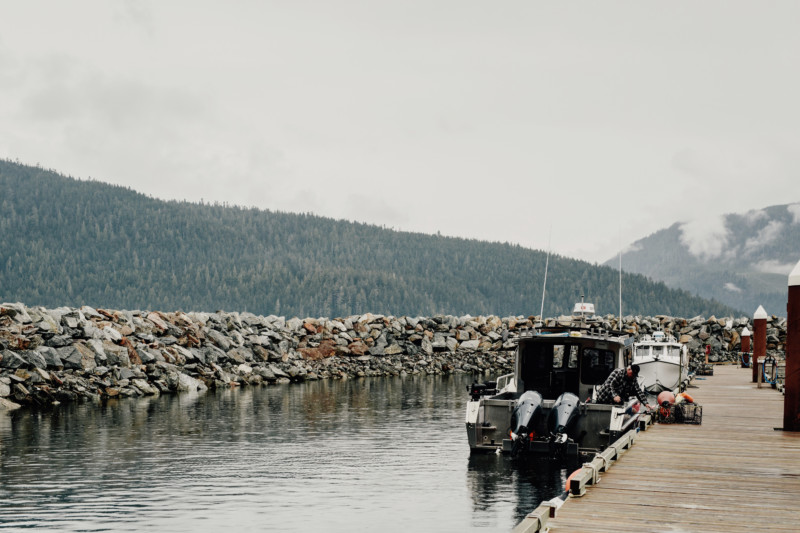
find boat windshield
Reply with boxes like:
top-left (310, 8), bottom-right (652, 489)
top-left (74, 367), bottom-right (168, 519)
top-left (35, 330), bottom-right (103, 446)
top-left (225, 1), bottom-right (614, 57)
top-left (518, 342), bottom-right (580, 398)
top-left (635, 346), bottom-right (650, 359)
top-left (552, 345), bottom-right (579, 369)
top-left (581, 348), bottom-right (616, 384)
top-left (664, 346), bottom-right (682, 360)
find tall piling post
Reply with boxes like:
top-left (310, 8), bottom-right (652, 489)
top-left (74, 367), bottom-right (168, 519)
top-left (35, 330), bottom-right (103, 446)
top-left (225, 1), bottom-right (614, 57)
top-left (753, 306), bottom-right (768, 383)
top-left (741, 327), bottom-right (751, 367)
top-left (784, 260), bottom-right (800, 431)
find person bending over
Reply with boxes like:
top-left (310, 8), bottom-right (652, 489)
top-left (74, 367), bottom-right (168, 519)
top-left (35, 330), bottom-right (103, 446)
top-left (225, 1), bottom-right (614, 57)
top-left (595, 364), bottom-right (654, 410)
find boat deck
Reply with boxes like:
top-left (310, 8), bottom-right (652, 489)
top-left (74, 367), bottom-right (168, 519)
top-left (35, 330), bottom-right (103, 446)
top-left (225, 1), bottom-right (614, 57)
top-left (543, 364), bottom-right (800, 532)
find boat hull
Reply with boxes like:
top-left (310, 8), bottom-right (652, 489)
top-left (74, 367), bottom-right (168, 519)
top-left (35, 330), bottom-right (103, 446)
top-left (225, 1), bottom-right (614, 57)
top-left (466, 396), bottom-right (640, 456)
top-left (636, 359), bottom-right (685, 394)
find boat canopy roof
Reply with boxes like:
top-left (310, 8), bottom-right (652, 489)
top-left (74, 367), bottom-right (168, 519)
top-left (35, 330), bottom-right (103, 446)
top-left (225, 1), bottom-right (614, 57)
top-left (518, 326), bottom-right (634, 348)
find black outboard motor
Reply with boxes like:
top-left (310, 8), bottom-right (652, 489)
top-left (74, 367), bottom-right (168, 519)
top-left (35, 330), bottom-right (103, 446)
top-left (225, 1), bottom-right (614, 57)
top-left (511, 391), bottom-right (544, 438)
top-left (509, 391), bottom-right (543, 456)
top-left (547, 392), bottom-right (581, 456)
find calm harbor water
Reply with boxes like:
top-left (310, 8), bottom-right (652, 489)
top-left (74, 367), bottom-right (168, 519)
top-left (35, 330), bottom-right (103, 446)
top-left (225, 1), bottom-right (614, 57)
top-left (0, 374), bottom-right (568, 532)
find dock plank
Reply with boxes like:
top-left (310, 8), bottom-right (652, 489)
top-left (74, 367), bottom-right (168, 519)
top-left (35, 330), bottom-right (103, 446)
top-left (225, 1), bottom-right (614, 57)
top-left (545, 364), bottom-right (800, 533)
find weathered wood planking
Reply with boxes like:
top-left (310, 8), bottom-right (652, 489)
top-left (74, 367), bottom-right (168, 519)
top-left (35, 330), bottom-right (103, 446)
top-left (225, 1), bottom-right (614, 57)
top-left (546, 364), bottom-right (800, 533)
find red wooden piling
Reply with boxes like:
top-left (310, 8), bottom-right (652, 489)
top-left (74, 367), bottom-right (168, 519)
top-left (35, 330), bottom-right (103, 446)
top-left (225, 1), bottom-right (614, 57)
top-left (753, 306), bottom-right (767, 383)
top-left (784, 261), bottom-right (800, 431)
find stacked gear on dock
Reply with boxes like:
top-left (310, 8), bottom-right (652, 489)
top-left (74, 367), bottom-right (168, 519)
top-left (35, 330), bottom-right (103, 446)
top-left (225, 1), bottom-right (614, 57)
top-left (655, 391), bottom-right (702, 424)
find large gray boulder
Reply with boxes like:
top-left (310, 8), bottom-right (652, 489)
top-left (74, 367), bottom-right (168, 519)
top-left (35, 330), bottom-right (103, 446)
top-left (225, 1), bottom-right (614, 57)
top-left (103, 343), bottom-right (131, 367)
top-left (21, 350), bottom-right (47, 369)
top-left (269, 364), bottom-right (289, 379)
top-left (36, 346), bottom-right (63, 368)
top-left (227, 347), bottom-right (253, 364)
top-left (57, 346), bottom-right (83, 370)
top-left (177, 372), bottom-right (208, 392)
top-left (206, 329), bottom-right (231, 351)
top-left (0, 379), bottom-right (11, 398)
top-left (200, 345), bottom-right (226, 364)
top-left (0, 350), bottom-right (26, 369)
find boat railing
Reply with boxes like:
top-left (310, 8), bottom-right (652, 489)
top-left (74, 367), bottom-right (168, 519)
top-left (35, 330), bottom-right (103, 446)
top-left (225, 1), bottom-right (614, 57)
top-left (638, 332), bottom-right (678, 343)
top-left (495, 373), bottom-right (515, 391)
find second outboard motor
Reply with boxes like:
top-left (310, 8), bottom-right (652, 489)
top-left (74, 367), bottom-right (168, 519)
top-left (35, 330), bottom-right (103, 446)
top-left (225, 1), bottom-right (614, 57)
top-left (511, 391), bottom-right (544, 439)
top-left (547, 392), bottom-right (581, 455)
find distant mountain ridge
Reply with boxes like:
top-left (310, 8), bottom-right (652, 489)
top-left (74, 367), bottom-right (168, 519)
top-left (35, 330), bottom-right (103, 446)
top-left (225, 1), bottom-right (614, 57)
top-left (606, 203), bottom-right (800, 316)
top-left (1, 159), bottom-right (740, 318)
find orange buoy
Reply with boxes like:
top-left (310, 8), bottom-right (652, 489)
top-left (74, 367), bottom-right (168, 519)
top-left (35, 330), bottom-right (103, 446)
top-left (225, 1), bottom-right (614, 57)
top-left (657, 391), bottom-right (675, 407)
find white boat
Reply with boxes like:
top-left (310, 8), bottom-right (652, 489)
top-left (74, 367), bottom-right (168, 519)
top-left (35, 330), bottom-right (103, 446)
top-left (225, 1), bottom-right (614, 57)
top-left (632, 331), bottom-right (690, 399)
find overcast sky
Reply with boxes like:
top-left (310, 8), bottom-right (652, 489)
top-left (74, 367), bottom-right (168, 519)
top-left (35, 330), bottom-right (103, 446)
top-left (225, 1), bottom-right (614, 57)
top-left (2, 1), bottom-right (799, 263)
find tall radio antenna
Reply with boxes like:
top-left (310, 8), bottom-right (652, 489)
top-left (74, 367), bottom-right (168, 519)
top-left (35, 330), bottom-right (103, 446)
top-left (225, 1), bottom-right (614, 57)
top-left (618, 228), bottom-right (623, 331)
top-left (540, 226), bottom-right (552, 324)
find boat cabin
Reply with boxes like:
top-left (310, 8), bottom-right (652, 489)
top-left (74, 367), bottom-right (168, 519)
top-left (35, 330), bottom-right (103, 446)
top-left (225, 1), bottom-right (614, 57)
top-left (515, 328), bottom-right (634, 402)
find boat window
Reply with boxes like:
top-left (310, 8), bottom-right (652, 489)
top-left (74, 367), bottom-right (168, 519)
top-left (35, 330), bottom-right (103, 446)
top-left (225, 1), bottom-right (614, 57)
top-left (552, 345), bottom-right (565, 368)
top-left (635, 346), bottom-right (649, 359)
top-left (581, 348), bottom-right (616, 384)
top-left (567, 345), bottom-right (579, 369)
top-left (518, 341), bottom-right (580, 398)
top-left (518, 343), bottom-right (558, 396)
top-left (653, 346), bottom-right (664, 357)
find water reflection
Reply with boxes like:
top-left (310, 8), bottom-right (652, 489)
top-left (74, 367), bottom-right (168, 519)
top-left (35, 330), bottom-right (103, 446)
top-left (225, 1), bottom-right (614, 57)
top-left (467, 454), bottom-right (571, 525)
top-left (1, 375), bottom-right (565, 532)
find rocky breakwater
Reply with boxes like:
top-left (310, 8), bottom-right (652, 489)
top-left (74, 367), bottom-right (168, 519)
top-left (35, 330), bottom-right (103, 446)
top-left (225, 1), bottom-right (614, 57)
top-left (0, 303), bottom-right (519, 410)
top-left (613, 313), bottom-right (788, 365)
top-left (0, 302), bottom-right (788, 411)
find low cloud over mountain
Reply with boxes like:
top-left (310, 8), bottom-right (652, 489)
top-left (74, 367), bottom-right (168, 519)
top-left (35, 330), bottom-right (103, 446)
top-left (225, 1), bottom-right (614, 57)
top-left (607, 203), bottom-right (800, 316)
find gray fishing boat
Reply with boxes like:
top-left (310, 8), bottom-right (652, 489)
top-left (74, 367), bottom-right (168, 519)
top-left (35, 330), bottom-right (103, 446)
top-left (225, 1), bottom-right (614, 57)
top-left (465, 307), bottom-right (645, 458)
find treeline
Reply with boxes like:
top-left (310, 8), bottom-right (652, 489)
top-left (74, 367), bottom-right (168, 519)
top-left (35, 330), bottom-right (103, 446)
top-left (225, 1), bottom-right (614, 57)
top-left (0, 160), bottom-right (741, 318)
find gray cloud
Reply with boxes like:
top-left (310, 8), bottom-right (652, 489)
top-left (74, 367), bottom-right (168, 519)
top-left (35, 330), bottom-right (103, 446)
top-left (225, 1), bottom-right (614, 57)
top-left (743, 220), bottom-right (784, 254)
top-left (679, 215), bottom-right (729, 261)
top-left (2, 2), bottom-right (800, 263)
top-left (755, 260), bottom-right (797, 276)
top-left (113, 0), bottom-right (156, 37)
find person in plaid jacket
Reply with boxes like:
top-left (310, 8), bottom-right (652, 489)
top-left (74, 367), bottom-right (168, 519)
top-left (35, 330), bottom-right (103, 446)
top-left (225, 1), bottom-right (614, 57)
top-left (595, 364), bottom-right (654, 410)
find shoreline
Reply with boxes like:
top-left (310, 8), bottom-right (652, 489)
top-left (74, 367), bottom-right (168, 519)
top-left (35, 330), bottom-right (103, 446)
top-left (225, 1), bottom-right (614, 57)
top-left (1, 303), bottom-right (787, 411)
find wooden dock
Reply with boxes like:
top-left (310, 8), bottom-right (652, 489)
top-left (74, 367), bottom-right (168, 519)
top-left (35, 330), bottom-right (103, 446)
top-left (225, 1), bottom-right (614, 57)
top-left (542, 364), bottom-right (800, 532)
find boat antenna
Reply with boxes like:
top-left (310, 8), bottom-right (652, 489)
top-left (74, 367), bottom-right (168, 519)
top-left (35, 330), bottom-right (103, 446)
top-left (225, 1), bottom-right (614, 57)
top-left (618, 229), bottom-right (623, 332)
top-left (580, 292), bottom-right (585, 328)
top-left (539, 225), bottom-right (552, 326)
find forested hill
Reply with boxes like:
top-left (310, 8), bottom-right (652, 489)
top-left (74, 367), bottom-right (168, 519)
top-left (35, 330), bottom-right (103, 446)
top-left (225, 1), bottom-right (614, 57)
top-left (1, 160), bottom-right (740, 318)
